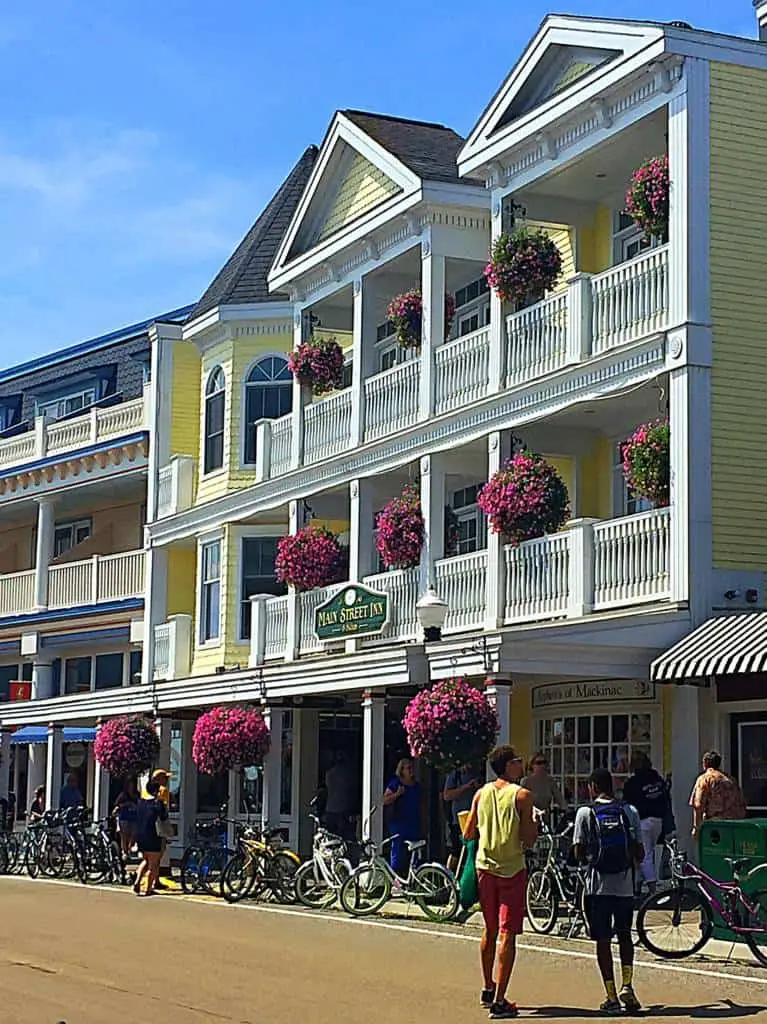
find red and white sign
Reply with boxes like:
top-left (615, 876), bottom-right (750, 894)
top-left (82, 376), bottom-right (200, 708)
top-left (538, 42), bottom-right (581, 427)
top-left (9, 682), bottom-right (31, 702)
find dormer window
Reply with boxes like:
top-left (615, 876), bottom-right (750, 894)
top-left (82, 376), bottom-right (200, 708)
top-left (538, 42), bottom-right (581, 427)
top-left (38, 387), bottom-right (96, 421)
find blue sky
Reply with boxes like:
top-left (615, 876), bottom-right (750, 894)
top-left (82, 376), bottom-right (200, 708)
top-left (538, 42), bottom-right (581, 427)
top-left (0, 0), bottom-right (756, 361)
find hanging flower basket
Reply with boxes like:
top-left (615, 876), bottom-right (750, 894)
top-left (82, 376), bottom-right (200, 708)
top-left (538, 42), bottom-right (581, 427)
top-left (478, 451), bottom-right (570, 546)
top-left (376, 485), bottom-right (424, 569)
top-left (386, 290), bottom-right (456, 350)
top-left (275, 524), bottom-right (348, 592)
top-left (484, 228), bottom-right (563, 305)
top-left (94, 715), bottom-right (160, 778)
top-left (288, 336), bottom-right (345, 397)
top-left (625, 155), bottom-right (670, 242)
top-left (402, 678), bottom-right (498, 772)
top-left (192, 706), bottom-right (271, 776)
top-left (620, 419), bottom-right (670, 507)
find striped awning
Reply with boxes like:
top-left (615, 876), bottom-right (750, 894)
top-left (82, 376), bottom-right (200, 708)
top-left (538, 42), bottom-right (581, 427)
top-left (651, 613), bottom-right (767, 683)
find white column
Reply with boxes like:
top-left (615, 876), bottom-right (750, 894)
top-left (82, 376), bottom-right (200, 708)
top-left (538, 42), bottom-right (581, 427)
top-left (261, 706), bottom-right (285, 832)
top-left (361, 691), bottom-right (386, 845)
top-left (285, 500), bottom-right (301, 662)
top-left (33, 498), bottom-right (55, 610)
top-left (13, 746), bottom-right (21, 820)
top-left (27, 745), bottom-right (46, 812)
top-left (485, 431), bottom-right (512, 629)
top-left (31, 660), bottom-right (54, 700)
top-left (419, 454), bottom-right (446, 593)
top-left (254, 421), bottom-right (272, 482)
top-left (671, 684), bottom-right (700, 858)
top-left (487, 199), bottom-right (505, 392)
top-left (45, 725), bottom-right (63, 810)
top-left (179, 720), bottom-right (197, 850)
top-left (249, 595), bottom-right (269, 667)
top-left (0, 730), bottom-right (11, 803)
top-left (290, 309), bottom-right (307, 468)
top-left (565, 518), bottom-right (599, 618)
top-left (154, 717), bottom-right (172, 865)
top-left (141, 546), bottom-right (168, 686)
top-left (92, 723), bottom-right (109, 821)
top-left (418, 239), bottom-right (446, 421)
top-left (485, 680), bottom-right (511, 781)
top-left (565, 274), bottom-right (593, 362)
top-left (350, 277), bottom-right (368, 446)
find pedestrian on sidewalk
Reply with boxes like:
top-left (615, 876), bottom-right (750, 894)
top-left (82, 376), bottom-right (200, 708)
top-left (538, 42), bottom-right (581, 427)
top-left (521, 752), bottom-right (568, 823)
top-left (382, 758), bottom-right (423, 879)
top-left (133, 778), bottom-right (169, 897)
top-left (113, 776), bottom-right (139, 858)
top-left (463, 745), bottom-right (537, 1020)
top-left (689, 751), bottom-right (747, 839)
top-left (573, 768), bottom-right (643, 1015)
top-left (443, 763), bottom-right (482, 874)
top-left (622, 752), bottom-right (668, 896)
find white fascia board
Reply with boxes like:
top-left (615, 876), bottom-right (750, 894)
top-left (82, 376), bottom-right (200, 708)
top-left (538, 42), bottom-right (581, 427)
top-left (663, 29), bottom-right (767, 71)
top-left (269, 113), bottom-right (421, 289)
top-left (421, 181), bottom-right (491, 210)
top-left (182, 303), bottom-right (294, 342)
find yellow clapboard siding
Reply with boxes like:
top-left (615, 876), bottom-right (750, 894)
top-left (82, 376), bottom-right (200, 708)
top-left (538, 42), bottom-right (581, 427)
top-left (709, 62), bottom-right (767, 579)
top-left (578, 437), bottom-right (613, 520)
top-left (170, 342), bottom-right (202, 459)
top-left (316, 152), bottom-right (400, 243)
top-left (510, 681), bottom-right (533, 760)
top-left (577, 206), bottom-right (612, 275)
top-left (540, 226), bottom-right (575, 293)
top-left (167, 546), bottom-right (196, 618)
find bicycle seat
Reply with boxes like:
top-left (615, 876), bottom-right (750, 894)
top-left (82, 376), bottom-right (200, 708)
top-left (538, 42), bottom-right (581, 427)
top-left (725, 857), bottom-right (751, 877)
top-left (405, 839), bottom-right (426, 852)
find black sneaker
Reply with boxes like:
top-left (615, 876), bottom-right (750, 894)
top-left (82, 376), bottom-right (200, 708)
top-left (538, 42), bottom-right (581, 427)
top-left (619, 985), bottom-right (641, 1014)
top-left (599, 998), bottom-right (622, 1015)
top-left (488, 1000), bottom-right (518, 1019)
top-left (480, 987), bottom-right (495, 1008)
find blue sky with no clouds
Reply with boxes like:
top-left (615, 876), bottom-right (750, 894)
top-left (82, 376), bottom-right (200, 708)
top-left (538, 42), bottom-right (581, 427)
top-left (0, 1), bottom-right (757, 361)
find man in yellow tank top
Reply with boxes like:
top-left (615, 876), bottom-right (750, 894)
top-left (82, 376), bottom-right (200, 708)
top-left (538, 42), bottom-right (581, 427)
top-left (464, 745), bottom-right (538, 1020)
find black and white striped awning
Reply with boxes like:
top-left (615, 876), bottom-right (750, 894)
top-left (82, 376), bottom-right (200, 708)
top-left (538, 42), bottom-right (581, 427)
top-left (651, 613), bottom-right (767, 683)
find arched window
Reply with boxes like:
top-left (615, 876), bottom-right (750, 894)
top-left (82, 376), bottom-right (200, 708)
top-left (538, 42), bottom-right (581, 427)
top-left (244, 356), bottom-right (293, 465)
top-left (204, 366), bottom-right (226, 473)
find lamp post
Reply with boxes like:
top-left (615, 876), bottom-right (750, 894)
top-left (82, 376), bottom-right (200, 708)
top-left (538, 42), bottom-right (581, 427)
top-left (415, 587), bottom-right (448, 643)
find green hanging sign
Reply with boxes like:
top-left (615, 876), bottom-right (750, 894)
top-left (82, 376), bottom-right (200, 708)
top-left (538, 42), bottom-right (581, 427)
top-left (314, 583), bottom-right (389, 642)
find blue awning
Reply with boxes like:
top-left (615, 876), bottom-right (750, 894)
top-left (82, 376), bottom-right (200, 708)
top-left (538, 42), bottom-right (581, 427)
top-left (10, 727), bottom-right (96, 746)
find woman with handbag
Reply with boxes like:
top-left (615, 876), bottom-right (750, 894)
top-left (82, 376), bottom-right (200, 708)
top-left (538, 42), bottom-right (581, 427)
top-left (133, 776), bottom-right (171, 896)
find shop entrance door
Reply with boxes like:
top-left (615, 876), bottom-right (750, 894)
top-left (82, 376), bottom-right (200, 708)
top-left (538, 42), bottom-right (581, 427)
top-left (730, 713), bottom-right (767, 815)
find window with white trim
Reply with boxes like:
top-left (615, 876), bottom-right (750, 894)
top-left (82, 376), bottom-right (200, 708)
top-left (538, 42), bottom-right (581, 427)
top-left (200, 540), bottom-right (222, 643)
top-left (38, 387), bottom-right (96, 421)
top-left (451, 485), bottom-right (487, 555)
top-left (239, 536), bottom-right (286, 640)
top-left (613, 211), bottom-right (658, 265)
top-left (612, 445), bottom-right (653, 518)
top-left (203, 367), bottom-right (226, 474)
top-left (54, 518), bottom-right (92, 558)
top-left (243, 356), bottom-right (292, 465)
top-left (453, 277), bottom-right (490, 339)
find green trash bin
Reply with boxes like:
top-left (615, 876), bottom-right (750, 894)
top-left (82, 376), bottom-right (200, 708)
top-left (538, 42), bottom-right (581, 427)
top-left (698, 819), bottom-right (767, 942)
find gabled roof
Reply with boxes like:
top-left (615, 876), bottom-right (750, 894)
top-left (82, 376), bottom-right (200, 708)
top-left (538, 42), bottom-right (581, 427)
top-left (341, 111), bottom-right (465, 185)
top-left (187, 146), bottom-right (318, 322)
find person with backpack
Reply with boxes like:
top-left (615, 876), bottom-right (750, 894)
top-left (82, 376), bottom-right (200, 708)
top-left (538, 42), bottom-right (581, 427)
top-left (573, 768), bottom-right (644, 1015)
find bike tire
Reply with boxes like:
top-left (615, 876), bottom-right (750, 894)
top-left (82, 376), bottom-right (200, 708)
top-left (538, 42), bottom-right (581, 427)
top-left (24, 842), bottom-right (40, 879)
top-left (180, 846), bottom-right (204, 894)
top-left (294, 861), bottom-right (336, 909)
top-left (221, 853), bottom-right (257, 904)
top-left (84, 837), bottom-right (108, 884)
top-left (200, 846), bottom-right (231, 897)
top-left (6, 834), bottom-right (21, 873)
top-left (636, 886), bottom-right (713, 959)
top-left (414, 863), bottom-right (459, 922)
top-left (743, 889), bottom-right (767, 968)
top-left (270, 851), bottom-right (300, 905)
top-left (525, 869), bottom-right (559, 934)
top-left (0, 840), bottom-right (8, 875)
top-left (339, 864), bottom-right (391, 917)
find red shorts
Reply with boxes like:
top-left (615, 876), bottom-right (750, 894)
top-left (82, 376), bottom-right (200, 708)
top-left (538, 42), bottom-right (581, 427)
top-left (478, 869), bottom-right (526, 935)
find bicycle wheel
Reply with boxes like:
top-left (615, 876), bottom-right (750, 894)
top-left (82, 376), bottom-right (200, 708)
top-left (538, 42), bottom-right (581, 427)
top-left (413, 863), bottom-right (459, 922)
top-left (200, 846), bottom-right (231, 896)
top-left (636, 886), bottom-right (713, 959)
top-left (0, 838), bottom-right (8, 875)
top-left (6, 834), bottom-right (21, 873)
top-left (45, 837), bottom-right (72, 878)
top-left (339, 863), bottom-right (391, 917)
top-left (270, 851), bottom-right (300, 905)
top-left (295, 861), bottom-right (336, 909)
top-left (743, 890), bottom-right (767, 968)
top-left (180, 846), bottom-right (204, 894)
top-left (83, 837), bottom-right (108, 884)
top-left (525, 869), bottom-right (559, 934)
top-left (221, 853), bottom-right (258, 904)
top-left (24, 841), bottom-right (40, 879)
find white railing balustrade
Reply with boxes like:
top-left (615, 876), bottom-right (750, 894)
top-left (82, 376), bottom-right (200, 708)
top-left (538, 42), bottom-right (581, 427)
top-left (0, 433), bottom-right (35, 468)
top-left (304, 390), bottom-right (353, 464)
top-left (0, 569), bottom-right (35, 616)
top-left (591, 246), bottom-right (669, 354)
top-left (505, 292), bottom-right (568, 387)
top-left (435, 327), bottom-right (491, 414)
top-left (435, 551), bottom-right (488, 634)
top-left (157, 465), bottom-right (173, 518)
top-left (298, 585), bottom-right (339, 654)
top-left (364, 358), bottom-right (420, 441)
top-left (270, 415), bottom-right (293, 477)
top-left (362, 568), bottom-right (420, 641)
top-left (154, 624), bottom-right (171, 679)
top-left (97, 550), bottom-right (146, 602)
top-left (593, 508), bottom-right (670, 610)
top-left (264, 596), bottom-right (289, 659)
top-left (96, 398), bottom-right (145, 438)
top-left (504, 534), bottom-right (570, 623)
top-left (48, 550), bottom-right (145, 609)
top-left (46, 416), bottom-right (91, 454)
top-left (153, 615), bottom-right (192, 681)
top-left (156, 456), bottom-right (195, 518)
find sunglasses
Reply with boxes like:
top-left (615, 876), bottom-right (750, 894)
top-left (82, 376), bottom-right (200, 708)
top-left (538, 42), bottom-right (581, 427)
top-left (533, 761), bottom-right (547, 767)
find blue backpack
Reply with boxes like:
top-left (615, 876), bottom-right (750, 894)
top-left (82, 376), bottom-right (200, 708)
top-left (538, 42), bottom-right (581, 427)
top-left (590, 801), bottom-right (633, 875)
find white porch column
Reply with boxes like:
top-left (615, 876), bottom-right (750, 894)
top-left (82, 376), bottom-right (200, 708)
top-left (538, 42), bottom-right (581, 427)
top-left (13, 745), bottom-right (21, 820)
top-left (671, 684), bottom-right (700, 858)
top-left (290, 309), bottom-right (308, 468)
top-left (565, 274), bottom-right (593, 363)
top-left (419, 454), bottom-right (447, 594)
top-left (141, 546), bottom-right (168, 686)
top-left (31, 660), bottom-right (54, 700)
top-left (0, 729), bottom-right (11, 804)
top-left (419, 238), bottom-right (446, 421)
top-left (361, 691), bottom-right (386, 845)
top-left (488, 200), bottom-right (505, 392)
top-left (485, 680), bottom-right (512, 745)
top-left (346, 478), bottom-right (376, 654)
top-left (565, 518), bottom-right (599, 618)
top-left (92, 725), bottom-right (109, 822)
top-left (285, 500), bottom-right (301, 662)
top-left (261, 706), bottom-right (285, 832)
top-left (485, 431), bottom-right (512, 629)
top-left (33, 498), bottom-right (55, 611)
top-left (45, 725), bottom-right (63, 810)
top-left (154, 717), bottom-right (172, 865)
top-left (179, 720), bottom-right (197, 850)
top-left (27, 745), bottom-right (46, 813)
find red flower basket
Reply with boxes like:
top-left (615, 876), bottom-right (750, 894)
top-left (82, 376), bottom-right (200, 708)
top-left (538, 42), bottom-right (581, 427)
top-left (275, 524), bottom-right (348, 592)
top-left (478, 451), bottom-right (570, 546)
top-left (192, 706), bottom-right (271, 776)
top-left (625, 155), bottom-right (669, 242)
top-left (402, 678), bottom-right (498, 771)
top-left (484, 228), bottom-right (563, 305)
top-left (94, 716), bottom-right (160, 778)
top-left (620, 419), bottom-right (670, 507)
top-left (386, 290), bottom-right (456, 350)
top-left (288, 336), bottom-right (345, 396)
top-left (376, 485), bottom-right (424, 570)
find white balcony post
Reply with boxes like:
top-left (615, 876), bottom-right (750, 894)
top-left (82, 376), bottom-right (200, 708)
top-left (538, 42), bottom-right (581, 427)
top-left (141, 547), bottom-right (168, 686)
top-left (170, 613), bottom-right (192, 679)
top-left (485, 431), bottom-right (512, 629)
top-left (488, 202), bottom-right (505, 392)
top-left (92, 722), bottom-right (109, 821)
top-left (290, 310), bottom-right (307, 469)
top-left (565, 274), bottom-right (593, 362)
top-left (33, 498), bottom-right (55, 611)
top-left (351, 278), bottom-right (366, 445)
top-left (361, 691), bottom-right (385, 844)
top-left (419, 454), bottom-right (446, 594)
top-left (484, 680), bottom-right (512, 780)
top-left (419, 237), bottom-right (446, 421)
top-left (34, 416), bottom-right (47, 459)
top-left (285, 500), bottom-right (301, 662)
top-left (261, 706), bottom-right (284, 832)
top-left (27, 745), bottom-right (46, 811)
top-left (255, 421), bottom-right (272, 482)
top-left (0, 729), bottom-right (11, 804)
top-left (347, 478), bottom-right (376, 653)
top-left (90, 554), bottom-right (100, 605)
top-left (565, 518), bottom-right (599, 618)
top-left (89, 405), bottom-right (99, 444)
top-left (249, 595), bottom-right (269, 667)
top-left (45, 725), bottom-right (63, 810)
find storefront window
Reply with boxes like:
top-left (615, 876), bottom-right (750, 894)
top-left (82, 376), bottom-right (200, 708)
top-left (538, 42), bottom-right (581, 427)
top-left (169, 724), bottom-right (182, 814)
top-left (281, 711), bottom-right (293, 817)
top-left (197, 771), bottom-right (228, 815)
top-left (536, 712), bottom-right (653, 803)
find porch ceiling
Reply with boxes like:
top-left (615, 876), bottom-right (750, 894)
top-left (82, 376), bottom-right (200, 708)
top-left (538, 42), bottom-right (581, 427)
top-left (539, 376), bottom-right (667, 439)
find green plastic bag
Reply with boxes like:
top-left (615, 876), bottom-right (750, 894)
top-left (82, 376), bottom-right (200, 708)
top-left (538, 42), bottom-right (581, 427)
top-left (459, 837), bottom-right (479, 910)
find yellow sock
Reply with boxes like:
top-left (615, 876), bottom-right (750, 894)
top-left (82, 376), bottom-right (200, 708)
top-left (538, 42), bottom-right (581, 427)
top-left (621, 965), bottom-right (633, 988)
top-left (605, 981), bottom-right (617, 1001)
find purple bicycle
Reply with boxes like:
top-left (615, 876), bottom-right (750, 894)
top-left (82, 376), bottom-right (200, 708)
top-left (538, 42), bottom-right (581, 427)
top-left (636, 838), bottom-right (767, 967)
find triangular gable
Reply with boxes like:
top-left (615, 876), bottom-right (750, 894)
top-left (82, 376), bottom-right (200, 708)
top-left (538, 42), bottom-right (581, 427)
top-left (459, 16), bottom-right (665, 176)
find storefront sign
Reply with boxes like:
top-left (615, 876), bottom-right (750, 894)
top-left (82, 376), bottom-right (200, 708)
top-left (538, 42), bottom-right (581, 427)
top-left (532, 680), bottom-right (655, 710)
top-left (9, 682), bottom-right (31, 702)
top-left (314, 583), bottom-right (388, 641)
top-left (65, 742), bottom-right (86, 769)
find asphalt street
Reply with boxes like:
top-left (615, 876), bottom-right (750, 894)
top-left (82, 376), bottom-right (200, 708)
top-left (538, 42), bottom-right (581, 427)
top-left (1, 877), bottom-right (766, 1023)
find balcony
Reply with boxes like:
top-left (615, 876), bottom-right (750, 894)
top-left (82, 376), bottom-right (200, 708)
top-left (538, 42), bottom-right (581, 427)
top-left (156, 456), bottom-right (196, 518)
top-left (0, 549), bottom-right (146, 618)
top-left (255, 508), bottom-right (670, 661)
top-left (153, 614), bottom-right (193, 680)
top-left (0, 393), bottom-right (148, 473)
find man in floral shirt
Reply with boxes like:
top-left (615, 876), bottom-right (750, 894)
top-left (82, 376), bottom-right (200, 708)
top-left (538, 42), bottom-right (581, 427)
top-left (689, 751), bottom-right (747, 837)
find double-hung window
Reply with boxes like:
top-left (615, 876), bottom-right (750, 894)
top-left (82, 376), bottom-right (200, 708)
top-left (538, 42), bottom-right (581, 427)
top-left (204, 367), bottom-right (226, 474)
top-left (200, 540), bottom-right (222, 643)
top-left (38, 387), bottom-right (96, 421)
top-left (239, 536), bottom-right (286, 640)
top-left (54, 518), bottom-right (92, 558)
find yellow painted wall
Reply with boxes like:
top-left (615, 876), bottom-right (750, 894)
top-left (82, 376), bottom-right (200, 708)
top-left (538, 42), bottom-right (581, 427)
top-left (52, 501), bottom-right (144, 562)
top-left (547, 456), bottom-right (576, 515)
top-left (510, 682), bottom-right (533, 762)
top-left (577, 206), bottom-right (612, 276)
top-left (709, 63), bottom-right (767, 573)
top-left (0, 522), bottom-right (34, 573)
top-left (170, 342), bottom-right (202, 458)
top-left (316, 152), bottom-right (399, 243)
top-left (578, 438), bottom-right (613, 520)
top-left (167, 546), bottom-right (196, 618)
top-left (544, 226), bottom-right (575, 292)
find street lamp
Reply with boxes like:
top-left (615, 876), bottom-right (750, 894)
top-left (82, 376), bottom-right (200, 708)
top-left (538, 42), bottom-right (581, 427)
top-left (416, 587), bottom-right (448, 643)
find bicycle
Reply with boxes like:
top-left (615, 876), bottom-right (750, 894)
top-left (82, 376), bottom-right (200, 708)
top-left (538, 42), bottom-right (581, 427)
top-left (220, 824), bottom-right (301, 905)
top-left (180, 810), bottom-right (234, 896)
top-left (636, 838), bottom-right (767, 967)
top-left (338, 835), bottom-right (459, 922)
top-left (525, 812), bottom-right (588, 938)
top-left (83, 818), bottom-right (127, 885)
top-left (294, 814), bottom-right (357, 909)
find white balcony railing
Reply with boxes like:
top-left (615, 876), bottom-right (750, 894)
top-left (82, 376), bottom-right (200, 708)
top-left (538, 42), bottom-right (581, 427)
top-left (591, 245), bottom-right (669, 355)
top-left (304, 390), bottom-right (353, 464)
top-left (504, 533), bottom-right (569, 623)
top-left (505, 291), bottom-right (569, 387)
top-left (156, 456), bottom-right (196, 518)
top-left (48, 550), bottom-right (145, 610)
top-left (593, 507), bottom-right (671, 610)
top-left (435, 551), bottom-right (487, 633)
top-left (362, 568), bottom-right (420, 641)
top-left (364, 358), bottom-right (420, 441)
top-left (298, 585), bottom-right (339, 654)
top-left (264, 595), bottom-right (289, 660)
top-left (0, 569), bottom-right (35, 616)
top-left (270, 415), bottom-right (293, 477)
top-left (435, 327), bottom-right (491, 414)
top-left (153, 615), bottom-right (192, 681)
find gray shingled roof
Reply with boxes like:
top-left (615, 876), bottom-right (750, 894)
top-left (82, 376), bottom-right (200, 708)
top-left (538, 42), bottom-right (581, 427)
top-left (188, 146), bottom-right (318, 322)
top-left (342, 110), bottom-right (465, 184)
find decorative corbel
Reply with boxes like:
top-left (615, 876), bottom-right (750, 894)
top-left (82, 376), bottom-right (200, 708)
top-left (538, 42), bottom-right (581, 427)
top-left (590, 99), bottom-right (613, 130)
top-left (405, 213), bottom-right (422, 238)
top-left (364, 237), bottom-right (380, 261)
top-left (536, 132), bottom-right (558, 161)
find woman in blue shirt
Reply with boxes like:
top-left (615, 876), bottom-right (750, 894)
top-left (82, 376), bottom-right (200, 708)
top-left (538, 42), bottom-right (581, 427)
top-left (383, 758), bottom-right (423, 877)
